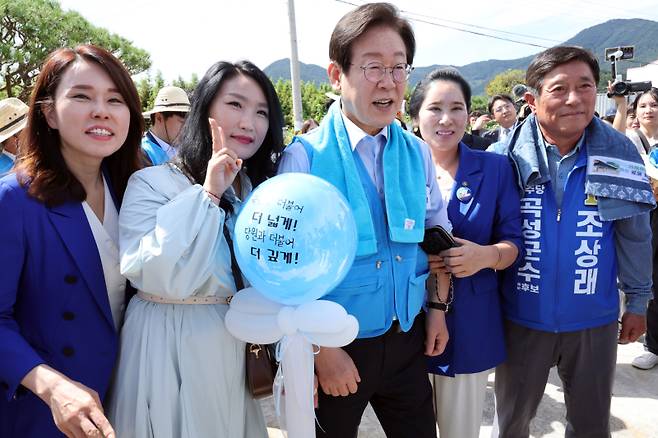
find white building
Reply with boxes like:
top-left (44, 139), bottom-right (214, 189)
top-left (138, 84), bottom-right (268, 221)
top-left (626, 60), bottom-right (658, 84)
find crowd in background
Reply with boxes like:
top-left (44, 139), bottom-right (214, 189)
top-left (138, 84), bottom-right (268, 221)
top-left (1, 2), bottom-right (657, 438)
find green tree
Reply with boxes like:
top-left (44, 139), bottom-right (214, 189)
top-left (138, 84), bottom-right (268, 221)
top-left (274, 79), bottom-right (293, 127)
top-left (0, 0), bottom-right (151, 100)
top-left (172, 73), bottom-right (198, 95)
top-left (484, 69), bottom-right (526, 97)
top-left (273, 79), bottom-right (334, 130)
top-left (598, 70), bottom-right (613, 93)
top-left (470, 95), bottom-right (488, 113)
top-left (135, 71), bottom-right (165, 114)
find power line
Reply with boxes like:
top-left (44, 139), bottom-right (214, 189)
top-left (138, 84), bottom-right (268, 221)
top-left (406, 15), bottom-right (549, 49)
top-left (334, 0), bottom-right (552, 49)
top-left (400, 10), bottom-right (562, 44)
top-left (334, 0), bottom-right (658, 69)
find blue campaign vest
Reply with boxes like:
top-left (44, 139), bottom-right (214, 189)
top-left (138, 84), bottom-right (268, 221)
top-left (141, 132), bottom-right (169, 166)
top-left (502, 143), bottom-right (619, 332)
top-left (313, 148), bottom-right (429, 338)
top-left (0, 153), bottom-right (14, 177)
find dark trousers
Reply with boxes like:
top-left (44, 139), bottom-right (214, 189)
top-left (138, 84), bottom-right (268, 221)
top-left (315, 314), bottom-right (436, 438)
top-left (647, 210), bottom-right (658, 354)
top-left (494, 320), bottom-right (618, 438)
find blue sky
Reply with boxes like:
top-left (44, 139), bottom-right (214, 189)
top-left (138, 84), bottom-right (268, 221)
top-left (58, 0), bottom-right (658, 82)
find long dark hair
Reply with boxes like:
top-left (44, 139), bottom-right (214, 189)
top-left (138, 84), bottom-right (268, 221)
top-left (176, 60), bottom-right (284, 208)
top-left (16, 45), bottom-right (143, 206)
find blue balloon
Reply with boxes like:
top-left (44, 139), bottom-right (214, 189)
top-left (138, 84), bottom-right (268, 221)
top-left (233, 173), bottom-right (358, 305)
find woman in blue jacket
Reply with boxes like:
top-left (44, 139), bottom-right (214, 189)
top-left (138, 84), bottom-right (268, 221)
top-left (409, 68), bottom-right (522, 438)
top-left (0, 45), bottom-right (143, 437)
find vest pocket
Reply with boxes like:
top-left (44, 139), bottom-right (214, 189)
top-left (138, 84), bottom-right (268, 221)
top-left (324, 270), bottom-right (386, 333)
top-left (407, 271), bottom-right (430, 321)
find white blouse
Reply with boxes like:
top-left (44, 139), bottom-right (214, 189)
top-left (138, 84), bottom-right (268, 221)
top-left (81, 176), bottom-right (126, 331)
top-left (626, 129), bottom-right (658, 156)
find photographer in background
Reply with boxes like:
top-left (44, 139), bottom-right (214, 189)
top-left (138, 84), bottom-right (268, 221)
top-left (611, 87), bottom-right (658, 155)
top-left (472, 94), bottom-right (516, 143)
top-left (512, 84), bottom-right (532, 122)
top-left (462, 111), bottom-right (494, 151)
top-left (611, 86), bottom-right (658, 371)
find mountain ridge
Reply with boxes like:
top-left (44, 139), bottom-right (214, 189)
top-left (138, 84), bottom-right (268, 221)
top-left (264, 18), bottom-right (658, 95)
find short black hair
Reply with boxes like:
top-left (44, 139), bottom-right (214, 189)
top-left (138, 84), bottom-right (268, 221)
top-left (526, 46), bottom-right (599, 93)
top-left (488, 94), bottom-right (514, 114)
top-left (329, 2), bottom-right (415, 70)
top-left (408, 68), bottom-right (472, 122)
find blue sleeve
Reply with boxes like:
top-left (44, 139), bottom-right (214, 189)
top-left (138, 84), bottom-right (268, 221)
top-left (276, 141), bottom-right (310, 175)
top-left (615, 212), bottom-right (652, 315)
top-left (493, 157), bottom-right (523, 265)
top-left (0, 180), bottom-right (45, 399)
top-left (486, 141), bottom-right (509, 155)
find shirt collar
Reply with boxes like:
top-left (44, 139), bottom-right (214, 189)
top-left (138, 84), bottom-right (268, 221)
top-left (149, 131), bottom-right (172, 149)
top-left (537, 120), bottom-right (584, 158)
top-left (339, 99), bottom-right (388, 151)
top-left (149, 130), bottom-right (177, 159)
top-left (1, 150), bottom-right (16, 161)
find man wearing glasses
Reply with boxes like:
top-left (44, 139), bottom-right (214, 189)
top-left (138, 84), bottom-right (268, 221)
top-left (474, 94), bottom-right (517, 143)
top-left (278, 3), bottom-right (449, 437)
top-left (141, 86), bottom-right (190, 165)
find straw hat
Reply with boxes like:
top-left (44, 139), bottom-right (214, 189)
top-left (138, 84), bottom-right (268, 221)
top-left (142, 86), bottom-right (191, 117)
top-left (0, 98), bottom-right (28, 144)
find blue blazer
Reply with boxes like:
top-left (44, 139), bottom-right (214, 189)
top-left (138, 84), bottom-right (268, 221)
top-left (427, 144), bottom-right (522, 376)
top-left (0, 174), bottom-right (120, 437)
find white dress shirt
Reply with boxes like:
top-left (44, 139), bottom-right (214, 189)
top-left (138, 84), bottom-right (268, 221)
top-left (81, 176), bottom-right (125, 330)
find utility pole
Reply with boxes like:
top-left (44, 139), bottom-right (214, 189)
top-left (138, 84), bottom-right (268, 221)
top-left (287, 0), bottom-right (303, 132)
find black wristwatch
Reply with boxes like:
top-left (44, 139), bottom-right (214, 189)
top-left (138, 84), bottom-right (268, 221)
top-left (426, 301), bottom-right (450, 312)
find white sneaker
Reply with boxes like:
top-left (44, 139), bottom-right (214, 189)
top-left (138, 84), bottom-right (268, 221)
top-left (632, 352), bottom-right (658, 370)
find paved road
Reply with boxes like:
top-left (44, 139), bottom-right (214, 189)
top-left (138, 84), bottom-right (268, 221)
top-left (263, 340), bottom-right (658, 437)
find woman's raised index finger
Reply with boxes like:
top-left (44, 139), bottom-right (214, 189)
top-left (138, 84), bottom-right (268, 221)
top-left (208, 118), bottom-right (225, 154)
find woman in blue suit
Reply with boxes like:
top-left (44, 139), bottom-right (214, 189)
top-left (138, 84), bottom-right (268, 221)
top-left (409, 69), bottom-right (522, 438)
top-left (0, 45), bottom-right (143, 437)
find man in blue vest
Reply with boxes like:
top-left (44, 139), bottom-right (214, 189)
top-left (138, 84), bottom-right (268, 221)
top-left (277, 3), bottom-right (450, 437)
top-left (492, 46), bottom-right (655, 438)
top-left (141, 86), bottom-right (190, 165)
top-left (0, 98), bottom-right (28, 177)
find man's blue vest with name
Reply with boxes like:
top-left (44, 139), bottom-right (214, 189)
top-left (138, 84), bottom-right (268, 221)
top-left (301, 141), bottom-right (429, 338)
top-left (502, 144), bottom-right (618, 332)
